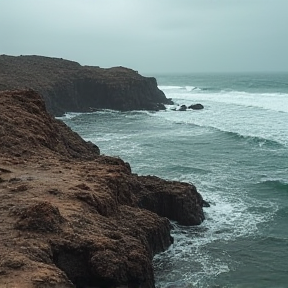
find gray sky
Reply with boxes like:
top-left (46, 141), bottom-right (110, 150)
top-left (1, 0), bottom-right (287, 73)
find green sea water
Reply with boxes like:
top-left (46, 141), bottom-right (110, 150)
top-left (61, 73), bottom-right (288, 288)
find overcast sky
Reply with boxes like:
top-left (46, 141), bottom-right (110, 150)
top-left (1, 0), bottom-right (287, 73)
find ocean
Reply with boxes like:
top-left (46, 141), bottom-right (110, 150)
top-left (60, 72), bottom-right (288, 288)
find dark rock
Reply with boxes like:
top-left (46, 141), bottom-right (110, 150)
top-left (136, 175), bottom-right (205, 226)
top-left (10, 184), bottom-right (28, 192)
top-left (202, 199), bottom-right (210, 207)
top-left (47, 188), bottom-right (61, 195)
top-left (0, 168), bottom-right (12, 173)
top-left (178, 105), bottom-right (187, 111)
top-left (8, 177), bottom-right (22, 183)
top-left (0, 55), bottom-right (172, 116)
top-left (188, 103), bottom-right (204, 110)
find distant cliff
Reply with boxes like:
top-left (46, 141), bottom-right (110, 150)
top-left (0, 55), bottom-right (172, 116)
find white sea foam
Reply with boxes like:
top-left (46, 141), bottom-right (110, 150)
top-left (185, 86), bottom-right (196, 91)
top-left (167, 89), bottom-right (288, 113)
top-left (158, 85), bottom-right (183, 90)
top-left (154, 180), bottom-right (278, 287)
top-left (56, 112), bottom-right (84, 119)
top-left (157, 90), bottom-right (288, 147)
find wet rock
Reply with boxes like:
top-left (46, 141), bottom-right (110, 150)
top-left (178, 105), bottom-right (187, 111)
top-left (136, 175), bottom-right (205, 226)
top-left (202, 199), bottom-right (210, 207)
top-left (188, 103), bottom-right (204, 110)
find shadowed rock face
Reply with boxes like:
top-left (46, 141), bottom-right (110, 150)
top-left (0, 55), bottom-right (173, 116)
top-left (0, 89), bottom-right (205, 288)
top-left (136, 175), bottom-right (205, 226)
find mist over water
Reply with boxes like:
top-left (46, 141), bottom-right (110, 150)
top-left (61, 73), bottom-right (288, 288)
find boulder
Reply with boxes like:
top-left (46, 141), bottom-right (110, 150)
top-left (188, 103), bottom-right (204, 110)
top-left (178, 105), bottom-right (187, 111)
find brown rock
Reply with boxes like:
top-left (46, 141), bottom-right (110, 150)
top-left (14, 201), bottom-right (65, 233)
top-left (0, 89), bottom-right (100, 158)
top-left (136, 175), bottom-right (205, 225)
top-left (0, 89), bottom-right (204, 288)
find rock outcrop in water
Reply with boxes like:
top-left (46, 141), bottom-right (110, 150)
top-left (173, 104), bottom-right (204, 111)
top-left (136, 175), bottom-right (205, 225)
top-left (0, 55), bottom-right (173, 116)
top-left (0, 89), bottom-right (205, 288)
top-left (188, 103), bottom-right (204, 110)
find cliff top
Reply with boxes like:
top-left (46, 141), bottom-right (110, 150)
top-left (0, 54), bottom-right (145, 91)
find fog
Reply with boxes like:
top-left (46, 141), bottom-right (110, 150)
top-left (1, 0), bottom-right (287, 73)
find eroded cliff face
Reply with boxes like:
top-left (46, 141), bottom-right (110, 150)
top-left (0, 55), bottom-right (172, 116)
top-left (0, 89), bottom-right (205, 288)
top-left (0, 89), bottom-right (100, 159)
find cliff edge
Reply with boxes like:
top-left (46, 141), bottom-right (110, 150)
top-left (0, 55), bottom-right (172, 116)
top-left (0, 89), bottom-right (205, 288)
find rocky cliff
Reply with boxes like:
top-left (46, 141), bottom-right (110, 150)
top-left (0, 89), bottom-right (206, 288)
top-left (0, 55), bottom-right (172, 116)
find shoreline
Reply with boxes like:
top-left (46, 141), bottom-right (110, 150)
top-left (0, 89), bottom-right (206, 288)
